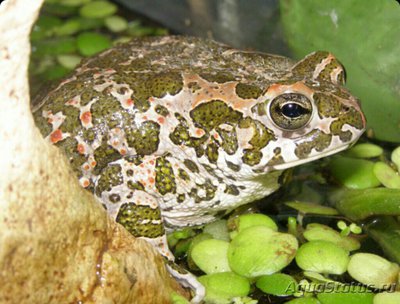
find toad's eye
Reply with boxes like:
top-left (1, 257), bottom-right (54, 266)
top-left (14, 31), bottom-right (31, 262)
top-left (269, 93), bottom-right (313, 130)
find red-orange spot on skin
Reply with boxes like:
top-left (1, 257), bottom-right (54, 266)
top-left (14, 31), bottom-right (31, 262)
top-left (157, 117), bottom-right (165, 124)
top-left (125, 98), bottom-right (133, 106)
top-left (213, 133), bottom-right (219, 139)
top-left (120, 149), bottom-right (127, 155)
top-left (147, 169), bottom-right (151, 174)
top-left (195, 129), bottom-right (205, 136)
top-left (112, 140), bottom-right (119, 147)
top-left (80, 111), bottom-right (92, 125)
top-left (148, 177), bottom-right (155, 184)
top-left (82, 180), bottom-right (90, 188)
top-left (149, 97), bottom-right (155, 103)
top-left (77, 143), bottom-right (85, 154)
top-left (140, 164), bottom-right (145, 168)
top-left (90, 161), bottom-right (97, 167)
top-left (149, 160), bottom-right (155, 165)
top-left (83, 164), bottom-right (90, 171)
top-left (50, 129), bottom-right (63, 144)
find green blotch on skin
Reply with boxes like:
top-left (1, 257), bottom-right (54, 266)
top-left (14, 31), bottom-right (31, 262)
top-left (187, 81), bottom-right (201, 92)
top-left (235, 83), bottom-right (263, 99)
top-left (216, 126), bottom-right (238, 155)
top-left (177, 193), bottom-right (186, 203)
top-left (314, 92), bottom-right (364, 142)
top-left (81, 128), bottom-right (96, 142)
top-left (155, 156), bottom-right (176, 195)
top-left (206, 141), bottom-right (219, 163)
top-left (58, 106), bottom-right (80, 133)
top-left (198, 179), bottom-right (217, 201)
top-left (178, 169), bottom-right (190, 182)
top-left (190, 100), bottom-right (243, 132)
top-left (80, 87), bottom-right (106, 107)
top-left (90, 93), bottom-right (129, 128)
top-left (203, 164), bottom-right (221, 181)
top-left (267, 147), bottom-right (285, 166)
top-left (242, 149), bottom-right (263, 166)
top-left (109, 193), bottom-right (121, 203)
top-left (226, 160), bottom-right (241, 172)
top-left (200, 72), bottom-right (235, 83)
top-left (55, 136), bottom-right (86, 175)
top-left (314, 93), bottom-right (341, 118)
top-left (239, 117), bottom-right (276, 166)
top-left (127, 180), bottom-right (145, 191)
top-left (93, 139), bottom-right (120, 175)
top-left (184, 159), bottom-right (200, 173)
top-left (124, 155), bottom-right (143, 166)
top-left (33, 111), bottom-right (52, 138)
top-left (295, 129), bottom-right (332, 159)
top-left (116, 203), bottom-right (164, 238)
top-left (118, 71), bottom-right (183, 112)
top-left (292, 51), bottom-right (338, 83)
top-left (125, 121), bottom-right (160, 156)
top-left (224, 184), bottom-right (240, 196)
top-left (154, 104), bottom-right (170, 117)
top-left (189, 179), bottom-right (217, 204)
top-left (170, 114), bottom-right (207, 156)
top-left (147, 71), bottom-right (183, 98)
top-left (95, 164), bottom-right (123, 197)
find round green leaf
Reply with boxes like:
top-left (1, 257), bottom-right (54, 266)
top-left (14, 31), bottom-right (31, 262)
top-left (56, 54), bottom-right (82, 69)
top-left (317, 289), bottom-right (374, 304)
top-left (373, 162), bottom-right (400, 189)
top-left (256, 273), bottom-right (297, 296)
top-left (347, 253), bottom-right (399, 289)
top-left (191, 239), bottom-right (231, 274)
top-left (303, 223), bottom-right (360, 251)
top-left (104, 15), bottom-right (128, 33)
top-left (198, 272), bottom-right (250, 302)
top-left (228, 226), bottom-right (298, 278)
top-left (374, 292), bottom-right (400, 304)
top-left (76, 32), bottom-right (111, 56)
top-left (391, 147), bottom-right (400, 172)
top-left (285, 201), bottom-right (338, 216)
top-left (203, 220), bottom-right (230, 241)
top-left (295, 241), bottom-right (349, 275)
top-left (54, 19), bottom-right (81, 36)
top-left (329, 156), bottom-right (381, 189)
top-left (345, 143), bottom-right (383, 159)
top-left (79, 0), bottom-right (117, 19)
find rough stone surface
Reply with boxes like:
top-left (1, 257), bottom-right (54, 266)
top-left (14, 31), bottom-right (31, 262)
top-left (0, 0), bottom-right (181, 303)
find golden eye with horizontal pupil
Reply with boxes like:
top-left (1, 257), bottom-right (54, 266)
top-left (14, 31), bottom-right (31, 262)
top-left (269, 93), bottom-right (313, 130)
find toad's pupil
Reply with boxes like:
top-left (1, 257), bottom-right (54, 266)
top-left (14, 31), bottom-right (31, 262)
top-left (281, 103), bottom-right (306, 118)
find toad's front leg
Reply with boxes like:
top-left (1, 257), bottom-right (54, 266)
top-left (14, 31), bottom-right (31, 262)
top-left (94, 159), bottom-right (205, 303)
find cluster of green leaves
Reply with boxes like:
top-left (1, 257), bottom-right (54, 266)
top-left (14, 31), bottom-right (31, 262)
top-left (30, 0), bottom-right (167, 94)
top-left (169, 212), bottom-right (399, 304)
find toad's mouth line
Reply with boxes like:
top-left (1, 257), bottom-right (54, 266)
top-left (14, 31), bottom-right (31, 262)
top-left (266, 143), bottom-right (352, 172)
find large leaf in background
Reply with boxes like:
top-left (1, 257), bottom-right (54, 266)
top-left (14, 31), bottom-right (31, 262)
top-left (280, 0), bottom-right (400, 143)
